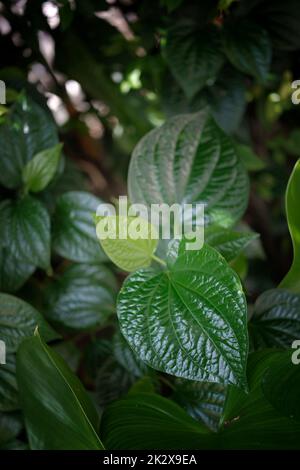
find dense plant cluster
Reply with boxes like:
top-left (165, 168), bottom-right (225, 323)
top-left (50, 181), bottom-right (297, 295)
top-left (0, 0), bottom-right (300, 450)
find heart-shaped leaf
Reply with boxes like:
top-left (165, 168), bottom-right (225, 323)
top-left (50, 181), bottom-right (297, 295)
top-left (128, 112), bottom-right (249, 228)
top-left (52, 191), bottom-right (106, 263)
top-left (0, 293), bottom-right (58, 353)
top-left (45, 263), bottom-right (117, 329)
top-left (249, 288), bottom-right (300, 349)
top-left (96, 215), bottom-right (158, 272)
top-left (117, 242), bottom-right (248, 388)
top-left (0, 95), bottom-right (58, 189)
top-left (223, 20), bottom-right (272, 82)
top-left (280, 159), bottom-right (300, 292)
top-left (164, 22), bottom-right (224, 99)
top-left (22, 143), bottom-right (62, 193)
top-left (205, 226), bottom-right (259, 262)
top-left (0, 196), bottom-right (51, 270)
top-left (0, 247), bottom-right (35, 293)
top-left (16, 331), bottom-right (104, 450)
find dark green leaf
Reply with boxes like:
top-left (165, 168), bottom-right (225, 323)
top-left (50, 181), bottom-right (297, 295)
top-left (234, 143), bottom-right (266, 171)
top-left (223, 21), bottom-right (272, 82)
top-left (164, 22), bottom-right (224, 99)
top-left (128, 112), bottom-right (249, 228)
top-left (118, 243), bottom-right (248, 387)
top-left (205, 226), bottom-right (259, 262)
top-left (0, 412), bottom-right (23, 444)
top-left (0, 355), bottom-right (19, 412)
top-left (45, 263), bottom-right (116, 329)
top-left (0, 293), bottom-right (58, 353)
top-left (101, 392), bottom-right (216, 450)
top-left (250, 289), bottom-right (300, 349)
top-left (16, 332), bottom-right (104, 450)
top-left (52, 191), bottom-right (106, 263)
top-left (0, 95), bottom-right (58, 189)
top-left (0, 247), bottom-right (35, 293)
top-left (0, 196), bottom-right (51, 270)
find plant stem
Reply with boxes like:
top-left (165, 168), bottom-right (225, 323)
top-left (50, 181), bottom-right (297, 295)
top-left (151, 254), bottom-right (167, 267)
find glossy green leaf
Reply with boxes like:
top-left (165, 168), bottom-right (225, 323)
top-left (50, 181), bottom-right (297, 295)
top-left (0, 293), bottom-right (58, 353)
top-left (205, 226), bottom-right (259, 262)
top-left (223, 20), bottom-right (272, 82)
top-left (96, 215), bottom-right (158, 272)
top-left (16, 332), bottom-right (104, 450)
top-left (113, 332), bottom-right (149, 378)
top-left (118, 243), bottom-right (248, 388)
top-left (164, 22), bottom-right (224, 99)
top-left (249, 289), bottom-right (300, 349)
top-left (173, 380), bottom-right (227, 432)
top-left (262, 350), bottom-right (300, 421)
top-left (280, 160), bottom-right (300, 292)
top-left (45, 263), bottom-right (116, 329)
top-left (22, 143), bottom-right (62, 193)
top-left (0, 355), bottom-right (19, 412)
top-left (128, 112), bottom-right (249, 228)
top-left (101, 392), bottom-right (216, 450)
top-left (0, 95), bottom-right (58, 189)
top-left (0, 412), bottom-right (23, 444)
top-left (0, 247), bottom-right (35, 293)
top-left (52, 191), bottom-right (106, 263)
top-left (220, 350), bottom-right (300, 449)
top-left (0, 196), bottom-right (51, 270)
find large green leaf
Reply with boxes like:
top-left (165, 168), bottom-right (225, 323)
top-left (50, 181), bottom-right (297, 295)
top-left (96, 215), bottom-right (158, 272)
top-left (0, 412), bottom-right (23, 444)
top-left (280, 160), bottom-right (300, 292)
top-left (173, 380), bottom-right (227, 432)
top-left (249, 289), bottom-right (300, 349)
top-left (205, 226), bottom-right (258, 262)
top-left (117, 242), bottom-right (248, 388)
top-left (262, 350), bottom-right (300, 422)
top-left (0, 95), bottom-right (58, 189)
top-left (220, 350), bottom-right (300, 449)
top-left (45, 263), bottom-right (116, 329)
top-left (52, 191), bottom-right (106, 263)
top-left (0, 247), bottom-right (35, 293)
top-left (223, 20), bottom-right (272, 82)
top-left (22, 143), bottom-right (62, 193)
top-left (16, 332), bottom-right (104, 450)
top-left (164, 22), bottom-right (224, 99)
top-left (0, 196), bottom-right (51, 270)
top-left (101, 392), bottom-right (216, 450)
top-left (0, 355), bottom-right (19, 412)
top-left (128, 112), bottom-right (249, 228)
top-left (0, 293), bottom-right (57, 353)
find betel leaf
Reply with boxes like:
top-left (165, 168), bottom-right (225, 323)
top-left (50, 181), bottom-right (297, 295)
top-left (22, 143), bottom-right (62, 193)
top-left (128, 112), bottom-right (249, 228)
top-left (0, 355), bottom-right (19, 412)
top-left (220, 350), bottom-right (300, 449)
top-left (0, 293), bottom-right (58, 353)
top-left (205, 226), bottom-right (258, 262)
top-left (0, 412), bottom-right (23, 444)
top-left (223, 20), bottom-right (272, 83)
top-left (262, 350), bottom-right (300, 422)
top-left (0, 247), bottom-right (35, 293)
top-left (117, 242), bottom-right (248, 388)
top-left (164, 22), bottom-right (224, 99)
top-left (249, 288), bottom-right (300, 349)
top-left (0, 95), bottom-right (58, 189)
top-left (280, 160), bottom-right (300, 292)
top-left (101, 392), bottom-right (216, 450)
top-left (0, 196), bottom-right (51, 270)
top-left (16, 332), bottom-right (104, 450)
top-left (52, 191), bottom-right (106, 263)
top-left (173, 380), bottom-right (227, 432)
top-left (96, 215), bottom-right (158, 272)
top-left (45, 263), bottom-right (116, 329)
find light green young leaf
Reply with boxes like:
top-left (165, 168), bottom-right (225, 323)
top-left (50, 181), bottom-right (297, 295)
top-left (16, 332), bottom-right (104, 450)
top-left (117, 242), bottom-right (248, 388)
top-left (22, 143), bottom-right (62, 192)
top-left (280, 160), bottom-right (300, 292)
top-left (96, 215), bottom-right (158, 272)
